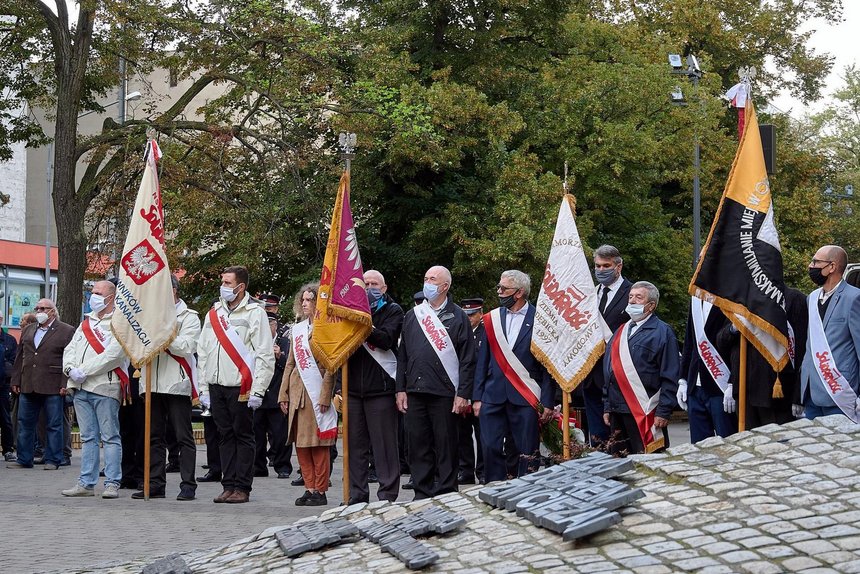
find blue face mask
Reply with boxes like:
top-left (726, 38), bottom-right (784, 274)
top-left (367, 288), bottom-right (384, 307)
top-left (422, 282), bottom-right (439, 301)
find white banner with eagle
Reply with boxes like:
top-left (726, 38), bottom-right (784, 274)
top-left (111, 140), bottom-right (177, 367)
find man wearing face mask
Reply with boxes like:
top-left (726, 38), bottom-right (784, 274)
top-left (473, 271), bottom-right (555, 482)
top-left (61, 281), bottom-right (131, 498)
top-left (580, 245), bottom-right (631, 446)
top-left (197, 266), bottom-right (275, 504)
top-left (800, 245), bottom-right (860, 422)
top-left (396, 265), bottom-right (476, 499)
top-left (603, 281), bottom-right (679, 455)
top-left (338, 269), bottom-right (404, 504)
top-left (6, 299), bottom-right (74, 471)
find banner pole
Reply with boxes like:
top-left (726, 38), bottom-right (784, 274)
top-left (144, 363), bottom-right (152, 500)
top-left (739, 335), bottom-right (747, 432)
top-left (562, 392), bottom-right (570, 460)
top-left (341, 363), bottom-right (349, 503)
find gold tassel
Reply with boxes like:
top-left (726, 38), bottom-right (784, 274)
top-left (772, 376), bottom-right (784, 399)
top-left (133, 369), bottom-right (141, 378)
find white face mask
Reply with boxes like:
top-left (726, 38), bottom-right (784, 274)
top-left (220, 285), bottom-right (238, 303)
top-left (625, 303), bottom-right (648, 321)
top-left (36, 312), bottom-right (50, 325)
top-left (89, 294), bottom-right (108, 313)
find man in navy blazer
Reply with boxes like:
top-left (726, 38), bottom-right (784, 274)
top-left (801, 245), bottom-right (860, 420)
top-left (603, 281), bottom-right (679, 454)
top-left (473, 270), bottom-right (554, 483)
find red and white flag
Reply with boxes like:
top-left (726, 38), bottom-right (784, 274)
top-left (111, 140), bottom-right (177, 367)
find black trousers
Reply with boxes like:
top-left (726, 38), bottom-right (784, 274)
top-left (166, 419), bottom-right (180, 467)
top-left (149, 393), bottom-right (196, 493)
top-left (405, 392), bottom-right (459, 499)
top-left (210, 384), bottom-right (255, 493)
top-left (253, 407), bottom-right (292, 475)
top-left (0, 378), bottom-right (14, 453)
top-left (120, 397), bottom-right (145, 486)
top-left (457, 411), bottom-right (482, 480)
top-left (398, 412), bottom-right (409, 474)
top-left (608, 412), bottom-right (669, 456)
top-left (203, 415), bottom-right (221, 474)
top-left (348, 394), bottom-right (400, 502)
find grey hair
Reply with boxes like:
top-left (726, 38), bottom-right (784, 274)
top-left (594, 244), bottom-right (623, 265)
top-left (170, 274), bottom-right (180, 291)
top-left (501, 269), bottom-right (531, 298)
top-left (631, 281), bottom-right (659, 306)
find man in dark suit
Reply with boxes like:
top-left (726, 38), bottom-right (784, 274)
top-left (473, 270), bottom-right (554, 483)
top-left (458, 297), bottom-right (484, 484)
top-left (7, 299), bottom-right (75, 469)
top-left (603, 281), bottom-right (679, 455)
top-left (581, 245), bottom-right (631, 445)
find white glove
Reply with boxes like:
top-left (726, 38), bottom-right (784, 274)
top-left (676, 379), bottom-right (688, 411)
top-left (723, 383), bottom-right (737, 414)
top-left (792, 403), bottom-right (804, 418)
top-left (247, 395), bottom-right (263, 410)
top-left (69, 368), bottom-right (88, 385)
top-left (199, 393), bottom-right (211, 410)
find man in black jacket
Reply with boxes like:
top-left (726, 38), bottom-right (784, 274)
top-left (343, 270), bottom-right (405, 503)
top-left (396, 266), bottom-right (476, 499)
top-left (253, 314), bottom-right (293, 479)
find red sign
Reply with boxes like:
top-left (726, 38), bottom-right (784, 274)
top-left (120, 239), bottom-right (165, 285)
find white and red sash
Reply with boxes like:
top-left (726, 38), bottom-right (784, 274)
top-left (483, 308), bottom-right (542, 409)
top-left (208, 306), bottom-right (255, 400)
top-left (414, 301), bottom-right (460, 391)
top-left (807, 290), bottom-right (860, 422)
top-left (610, 321), bottom-right (665, 453)
top-left (291, 320), bottom-right (338, 440)
top-left (81, 318), bottom-right (131, 404)
top-left (363, 342), bottom-right (397, 380)
top-left (165, 350), bottom-right (199, 403)
top-left (690, 297), bottom-right (731, 392)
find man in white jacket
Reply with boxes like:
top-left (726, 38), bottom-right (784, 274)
top-left (132, 275), bottom-right (201, 501)
top-left (61, 280), bottom-right (130, 499)
top-left (197, 266), bottom-right (275, 504)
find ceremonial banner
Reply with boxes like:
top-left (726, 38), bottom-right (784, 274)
top-left (111, 140), bottom-right (177, 367)
top-left (531, 194), bottom-right (608, 392)
top-left (690, 101), bottom-right (789, 370)
top-left (310, 172), bottom-right (372, 370)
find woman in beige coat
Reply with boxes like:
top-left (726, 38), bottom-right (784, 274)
top-left (279, 282), bottom-right (336, 506)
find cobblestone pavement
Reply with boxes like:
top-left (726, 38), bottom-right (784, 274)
top-left (1, 422), bottom-right (690, 574)
top-left (71, 416), bottom-right (860, 573)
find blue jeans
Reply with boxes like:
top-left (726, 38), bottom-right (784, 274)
top-left (74, 390), bottom-right (122, 487)
top-left (804, 403), bottom-right (844, 420)
top-left (17, 393), bottom-right (65, 466)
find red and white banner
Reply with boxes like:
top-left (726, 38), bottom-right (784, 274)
top-left (806, 290), bottom-right (860, 422)
top-left (609, 321), bottom-right (665, 453)
top-left (208, 306), bottom-right (255, 400)
top-left (82, 318), bottom-right (131, 404)
top-left (690, 297), bottom-right (731, 392)
top-left (111, 140), bottom-right (177, 367)
top-left (531, 194), bottom-right (609, 392)
top-left (414, 301), bottom-right (460, 391)
top-left (292, 320), bottom-right (338, 439)
top-left (166, 350), bottom-right (199, 403)
top-left (484, 308), bottom-right (541, 408)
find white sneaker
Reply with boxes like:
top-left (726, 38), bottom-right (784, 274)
top-left (102, 483), bottom-right (119, 499)
top-left (62, 484), bottom-right (95, 497)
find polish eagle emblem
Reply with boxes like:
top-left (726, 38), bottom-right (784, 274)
top-left (121, 239), bottom-right (165, 285)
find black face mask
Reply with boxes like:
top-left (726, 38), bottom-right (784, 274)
top-left (808, 266), bottom-right (828, 286)
top-left (499, 294), bottom-right (517, 309)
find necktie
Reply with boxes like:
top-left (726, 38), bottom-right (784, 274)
top-left (628, 323), bottom-right (637, 339)
top-left (599, 286), bottom-right (609, 314)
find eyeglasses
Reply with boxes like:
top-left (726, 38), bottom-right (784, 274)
top-left (810, 259), bottom-right (834, 267)
top-left (496, 285), bottom-right (519, 293)
top-left (34, 307), bottom-right (52, 312)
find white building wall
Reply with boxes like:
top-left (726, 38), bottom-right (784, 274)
top-left (0, 137), bottom-right (27, 242)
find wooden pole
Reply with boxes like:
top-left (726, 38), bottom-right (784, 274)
top-left (562, 391), bottom-right (571, 460)
top-left (341, 363), bottom-right (349, 503)
top-left (739, 335), bottom-right (747, 432)
top-left (144, 363), bottom-right (152, 500)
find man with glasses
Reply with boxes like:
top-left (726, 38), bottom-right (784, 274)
top-left (800, 246), bottom-right (860, 421)
top-left (473, 271), bottom-right (554, 482)
top-left (7, 299), bottom-right (74, 471)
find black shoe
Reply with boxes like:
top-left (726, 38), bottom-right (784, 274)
top-left (99, 469), bottom-right (106, 477)
top-left (458, 473), bottom-right (476, 485)
top-left (305, 491), bottom-right (328, 506)
top-left (295, 490), bottom-right (313, 506)
top-left (131, 490), bottom-right (166, 499)
top-left (403, 478), bottom-right (414, 490)
top-left (291, 475), bottom-right (305, 486)
top-left (177, 488), bottom-right (196, 501)
top-left (165, 463), bottom-right (180, 473)
top-left (119, 480), bottom-right (139, 490)
top-left (368, 471), bottom-right (379, 484)
top-left (347, 496), bottom-right (369, 505)
top-left (277, 472), bottom-right (291, 479)
top-left (197, 471), bottom-right (222, 482)
top-left (60, 458), bottom-right (71, 467)
top-left (254, 470), bottom-right (269, 477)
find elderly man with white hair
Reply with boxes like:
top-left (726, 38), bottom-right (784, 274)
top-left (603, 281), bottom-right (679, 455)
top-left (396, 265), bottom-right (476, 499)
